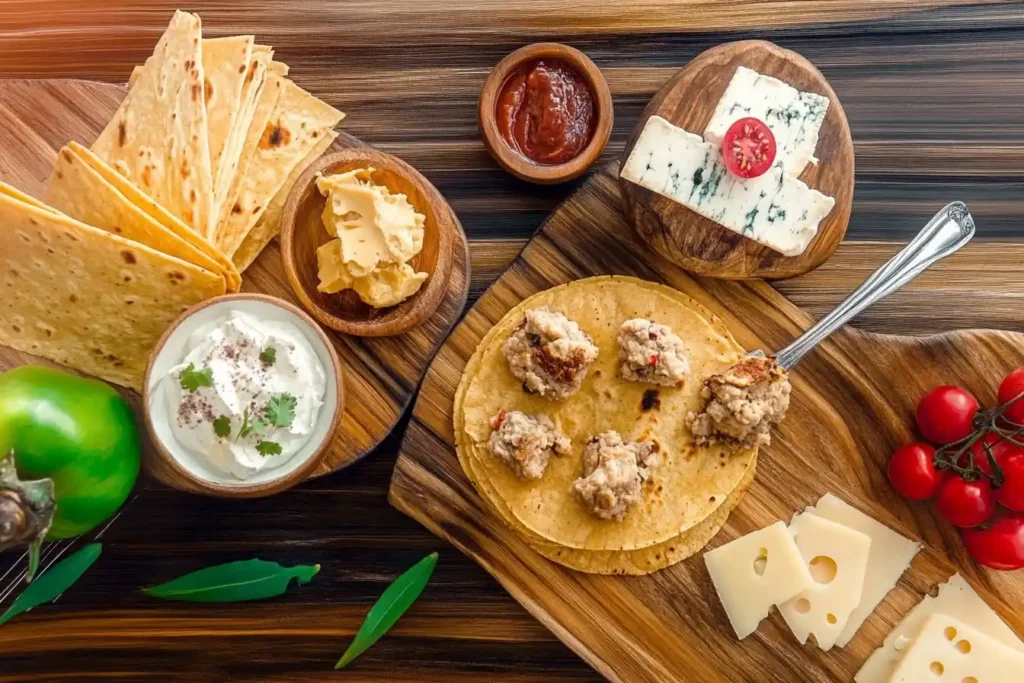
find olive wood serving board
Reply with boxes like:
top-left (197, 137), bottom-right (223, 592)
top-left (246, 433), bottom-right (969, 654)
top-left (0, 78), bottom-right (470, 486)
top-left (389, 164), bottom-right (1024, 682)
top-left (621, 40), bottom-right (854, 280)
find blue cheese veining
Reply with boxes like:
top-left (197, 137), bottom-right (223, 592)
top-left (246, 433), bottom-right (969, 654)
top-left (704, 66), bottom-right (830, 179)
top-left (620, 116), bottom-right (835, 257)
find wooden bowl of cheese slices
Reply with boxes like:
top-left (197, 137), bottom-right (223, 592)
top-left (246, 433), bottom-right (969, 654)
top-left (280, 148), bottom-right (456, 337)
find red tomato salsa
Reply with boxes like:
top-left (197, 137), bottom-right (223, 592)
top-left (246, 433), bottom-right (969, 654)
top-left (495, 59), bottom-right (596, 165)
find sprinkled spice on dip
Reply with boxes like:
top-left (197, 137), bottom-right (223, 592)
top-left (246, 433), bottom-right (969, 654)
top-left (159, 311), bottom-right (326, 480)
top-left (495, 58), bottom-right (596, 165)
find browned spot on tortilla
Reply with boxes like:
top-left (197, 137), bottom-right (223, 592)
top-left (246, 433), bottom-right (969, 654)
top-left (245, 61), bottom-right (257, 82)
top-left (141, 164), bottom-right (152, 188)
top-left (231, 202), bottom-right (243, 215)
top-left (184, 59), bottom-right (193, 70)
top-left (239, 63), bottom-right (247, 74)
top-left (68, 293), bottom-right (78, 303)
top-left (191, 83), bottom-right (201, 102)
top-left (28, 218), bottom-right (38, 226)
top-left (62, 149), bottom-right (73, 163)
top-left (118, 121), bottom-right (127, 147)
top-left (641, 389), bottom-right (661, 412)
top-left (168, 270), bottom-right (186, 282)
top-left (190, 189), bottom-right (197, 203)
top-left (113, 226), bottom-right (122, 234)
top-left (54, 171), bottom-right (63, 180)
top-left (204, 78), bottom-right (213, 103)
top-left (121, 250), bottom-right (137, 265)
top-left (311, 130), bottom-right (319, 138)
top-left (259, 121), bottom-right (290, 149)
top-left (10, 324), bottom-right (21, 333)
top-left (180, 156), bottom-right (190, 179)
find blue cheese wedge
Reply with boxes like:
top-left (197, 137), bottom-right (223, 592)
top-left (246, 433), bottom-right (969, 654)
top-left (704, 66), bottom-right (829, 178)
top-left (621, 116), bottom-right (835, 257)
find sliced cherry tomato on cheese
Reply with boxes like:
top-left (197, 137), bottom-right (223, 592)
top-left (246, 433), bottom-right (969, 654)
top-left (721, 117), bottom-right (776, 179)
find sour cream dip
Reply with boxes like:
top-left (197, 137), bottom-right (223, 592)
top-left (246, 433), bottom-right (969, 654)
top-left (159, 311), bottom-right (327, 480)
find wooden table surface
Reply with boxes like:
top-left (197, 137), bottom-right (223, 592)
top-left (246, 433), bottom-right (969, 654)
top-left (2, 1), bottom-right (1024, 680)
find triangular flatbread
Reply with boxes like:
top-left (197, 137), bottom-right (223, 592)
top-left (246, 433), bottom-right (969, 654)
top-left (215, 78), bottom-right (345, 255)
top-left (46, 144), bottom-right (239, 293)
top-left (201, 35), bottom-right (254, 215)
top-left (92, 10), bottom-right (215, 239)
top-left (63, 142), bottom-right (241, 292)
top-left (0, 184), bottom-right (225, 390)
top-left (232, 130), bottom-right (338, 271)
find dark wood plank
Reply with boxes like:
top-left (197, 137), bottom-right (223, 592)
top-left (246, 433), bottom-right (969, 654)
top-left (1, 2), bottom-right (1023, 680)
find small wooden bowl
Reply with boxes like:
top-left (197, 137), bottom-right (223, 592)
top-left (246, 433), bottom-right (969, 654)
top-left (142, 293), bottom-right (344, 498)
top-left (280, 149), bottom-right (455, 337)
top-left (479, 42), bottom-right (613, 185)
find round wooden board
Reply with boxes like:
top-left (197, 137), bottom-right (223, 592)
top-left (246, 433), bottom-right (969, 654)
top-left (620, 40), bottom-right (855, 280)
top-left (0, 79), bottom-right (470, 489)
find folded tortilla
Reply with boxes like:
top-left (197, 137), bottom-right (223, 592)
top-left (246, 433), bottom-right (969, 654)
top-left (60, 142), bottom-right (240, 292)
top-left (45, 144), bottom-right (239, 293)
top-left (92, 10), bottom-right (215, 238)
top-left (213, 78), bottom-right (345, 256)
top-left (232, 129), bottom-right (338, 271)
top-left (456, 276), bottom-right (755, 553)
top-left (0, 184), bottom-right (225, 390)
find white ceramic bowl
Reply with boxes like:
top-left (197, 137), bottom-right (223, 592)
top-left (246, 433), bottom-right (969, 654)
top-left (143, 294), bottom-right (344, 497)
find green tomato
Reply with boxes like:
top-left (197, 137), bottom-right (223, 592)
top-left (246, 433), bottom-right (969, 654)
top-left (0, 365), bottom-right (140, 538)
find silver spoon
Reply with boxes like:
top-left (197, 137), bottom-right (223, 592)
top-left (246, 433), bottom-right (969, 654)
top-left (750, 202), bottom-right (976, 369)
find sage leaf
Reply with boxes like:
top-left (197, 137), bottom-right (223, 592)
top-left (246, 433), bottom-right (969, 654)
top-left (142, 559), bottom-right (319, 602)
top-left (0, 543), bottom-right (102, 626)
top-left (335, 552), bottom-right (438, 669)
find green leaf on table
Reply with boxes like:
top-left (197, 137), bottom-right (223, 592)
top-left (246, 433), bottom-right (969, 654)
top-left (142, 559), bottom-right (319, 603)
top-left (212, 415), bottom-right (232, 439)
top-left (335, 552), bottom-right (438, 669)
top-left (255, 440), bottom-right (282, 457)
top-left (265, 393), bottom-right (297, 429)
top-left (0, 543), bottom-right (102, 627)
top-left (179, 363), bottom-right (213, 393)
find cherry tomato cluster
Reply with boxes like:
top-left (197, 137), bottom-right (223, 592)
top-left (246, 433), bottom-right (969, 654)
top-left (887, 369), bottom-right (1024, 571)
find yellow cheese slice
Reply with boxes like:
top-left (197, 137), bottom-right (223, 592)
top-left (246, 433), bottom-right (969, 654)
top-left (889, 613), bottom-right (1024, 683)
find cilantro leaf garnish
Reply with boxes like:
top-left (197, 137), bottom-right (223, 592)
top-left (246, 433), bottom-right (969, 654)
top-left (237, 408), bottom-right (270, 441)
top-left (212, 415), bottom-right (232, 439)
top-left (256, 441), bottom-right (283, 457)
top-left (265, 393), bottom-right (297, 429)
top-left (179, 363), bottom-right (213, 393)
top-left (259, 346), bottom-right (277, 367)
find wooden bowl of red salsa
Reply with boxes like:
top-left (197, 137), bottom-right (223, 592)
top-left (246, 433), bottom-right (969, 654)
top-left (479, 43), bottom-right (613, 184)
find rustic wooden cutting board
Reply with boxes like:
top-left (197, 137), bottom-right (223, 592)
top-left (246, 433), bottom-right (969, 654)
top-left (0, 78), bottom-right (470, 485)
top-left (389, 164), bottom-right (1024, 682)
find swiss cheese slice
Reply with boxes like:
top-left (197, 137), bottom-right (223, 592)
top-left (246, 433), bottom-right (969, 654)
top-left (804, 494), bottom-right (920, 647)
top-left (778, 513), bottom-right (872, 650)
top-left (888, 613), bottom-right (1024, 683)
top-left (704, 521), bottom-right (814, 639)
top-left (856, 574), bottom-right (1024, 682)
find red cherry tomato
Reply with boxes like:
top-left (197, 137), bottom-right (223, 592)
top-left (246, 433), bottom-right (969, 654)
top-left (936, 477), bottom-right (995, 528)
top-left (916, 386), bottom-right (979, 445)
top-left (998, 368), bottom-right (1024, 425)
top-left (887, 443), bottom-right (944, 500)
top-left (993, 442), bottom-right (1024, 511)
top-left (721, 117), bottom-right (776, 179)
top-left (962, 513), bottom-right (1024, 570)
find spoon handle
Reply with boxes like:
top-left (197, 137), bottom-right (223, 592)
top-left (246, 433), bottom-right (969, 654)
top-left (773, 202), bottom-right (976, 371)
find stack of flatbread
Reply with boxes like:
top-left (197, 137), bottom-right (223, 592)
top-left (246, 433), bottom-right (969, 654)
top-left (0, 10), bottom-right (343, 391)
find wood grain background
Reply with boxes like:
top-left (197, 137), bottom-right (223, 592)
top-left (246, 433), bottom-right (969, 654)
top-left (1, 1), bottom-right (1024, 680)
